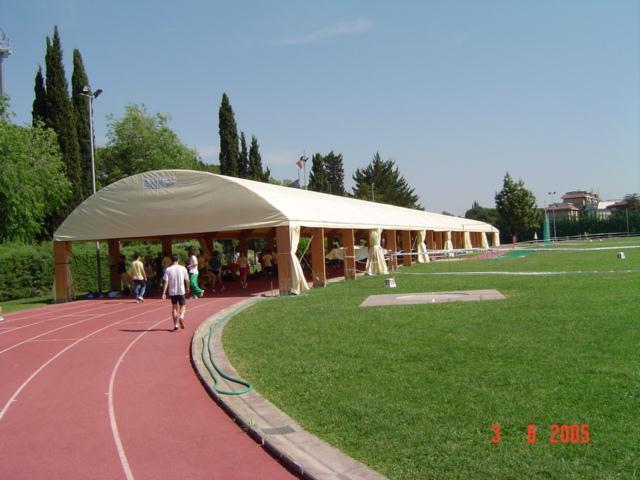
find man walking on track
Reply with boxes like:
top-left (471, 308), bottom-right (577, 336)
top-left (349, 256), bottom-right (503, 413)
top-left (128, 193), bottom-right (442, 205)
top-left (162, 254), bottom-right (191, 331)
top-left (130, 253), bottom-right (147, 303)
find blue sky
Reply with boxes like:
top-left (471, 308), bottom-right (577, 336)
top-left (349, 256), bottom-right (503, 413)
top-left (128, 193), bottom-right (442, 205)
top-left (2, 0), bottom-right (639, 214)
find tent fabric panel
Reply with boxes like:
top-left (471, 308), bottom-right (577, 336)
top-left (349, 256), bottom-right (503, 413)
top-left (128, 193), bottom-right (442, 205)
top-left (55, 170), bottom-right (499, 242)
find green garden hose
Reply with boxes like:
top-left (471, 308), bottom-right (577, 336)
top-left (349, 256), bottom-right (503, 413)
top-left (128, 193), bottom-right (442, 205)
top-left (200, 303), bottom-right (254, 396)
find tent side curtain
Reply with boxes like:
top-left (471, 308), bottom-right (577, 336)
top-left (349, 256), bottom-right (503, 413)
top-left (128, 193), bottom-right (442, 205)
top-left (481, 232), bottom-right (489, 249)
top-left (416, 229), bottom-right (429, 263)
top-left (365, 228), bottom-right (388, 275)
top-left (463, 231), bottom-right (472, 250)
top-left (444, 231), bottom-right (454, 250)
top-left (289, 226), bottom-right (309, 295)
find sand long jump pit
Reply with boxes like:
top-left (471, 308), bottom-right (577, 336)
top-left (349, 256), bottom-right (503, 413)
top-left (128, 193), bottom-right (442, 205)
top-left (359, 289), bottom-right (505, 307)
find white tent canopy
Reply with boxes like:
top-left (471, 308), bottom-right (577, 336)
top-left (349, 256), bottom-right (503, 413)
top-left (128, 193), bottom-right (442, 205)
top-left (55, 170), bottom-right (498, 241)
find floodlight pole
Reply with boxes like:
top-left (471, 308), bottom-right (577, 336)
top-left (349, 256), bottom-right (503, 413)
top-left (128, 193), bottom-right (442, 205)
top-left (548, 191), bottom-right (557, 242)
top-left (82, 86), bottom-right (103, 293)
top-left (0, 30), bottom-right (12, 97)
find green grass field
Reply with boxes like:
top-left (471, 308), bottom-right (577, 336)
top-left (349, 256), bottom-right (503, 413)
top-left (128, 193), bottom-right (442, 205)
top-left (224, 241), bottom-right (640, 479)
top-left (0, 294), bottom-right (53, 314)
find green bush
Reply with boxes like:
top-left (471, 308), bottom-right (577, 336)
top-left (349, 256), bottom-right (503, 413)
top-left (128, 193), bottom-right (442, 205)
top-left (0, 241), bottom-right (110, 301)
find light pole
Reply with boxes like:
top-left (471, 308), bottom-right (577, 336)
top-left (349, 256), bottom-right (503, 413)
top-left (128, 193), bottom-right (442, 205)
top-left (81, 86), bottom-right (103, 293)
top-left (547, 191), bottom-right (557, 242)
top-left (0, 30), bottom-right (12, 96)
top-left (371, 182), bottom-right (375, 202)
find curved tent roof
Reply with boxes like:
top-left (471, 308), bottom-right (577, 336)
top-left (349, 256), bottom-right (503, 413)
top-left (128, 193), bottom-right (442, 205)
top-left (54, 170), bottom-right (498, 242)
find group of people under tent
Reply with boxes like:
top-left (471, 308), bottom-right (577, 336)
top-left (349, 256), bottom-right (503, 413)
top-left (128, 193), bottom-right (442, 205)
top-left (115, 246), bottom-right (281, 300)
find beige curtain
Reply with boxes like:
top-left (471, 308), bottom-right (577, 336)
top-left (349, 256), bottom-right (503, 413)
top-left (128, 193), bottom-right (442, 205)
top-left (444, 231), bottom-right (454, 251)
top-left (289, 226), bottom-right (310, 295)
top-left (492, 231), bottom-right (501, 247)
top-left (463, 231), bottom-right (472, 250)
top-left (365, 228), bottom-right (389, 275)
top-left (481, 232), bottom-right (489, 249)
top-left (417, 229), bottom-right (429, 263)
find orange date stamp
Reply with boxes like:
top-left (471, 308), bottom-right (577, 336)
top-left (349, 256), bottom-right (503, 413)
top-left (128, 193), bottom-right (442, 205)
top-left (491, 423), bottom-right (590, 444)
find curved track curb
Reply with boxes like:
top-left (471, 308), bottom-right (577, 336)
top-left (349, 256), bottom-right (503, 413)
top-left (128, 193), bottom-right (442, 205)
top-left (191, 297), bottom-right (388, 480)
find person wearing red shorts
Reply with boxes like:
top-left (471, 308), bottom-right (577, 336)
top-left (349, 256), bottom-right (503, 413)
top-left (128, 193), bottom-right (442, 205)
top-left (161, 254), bottom-right (190, 331)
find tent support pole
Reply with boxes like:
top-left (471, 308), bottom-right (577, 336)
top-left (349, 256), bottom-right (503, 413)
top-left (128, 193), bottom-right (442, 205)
top-left (276, 226), bottom-right (292, 295)
top-left (108, 240), bottom-right (120, 291)
top-left (54, 241), bottom-right (73, 303)
top-left (401, 230), bottom-right (412, 266)
top-left (340, 228), bottom-right (356, 280)
top-left (311, 228), bottom-right (326, 287)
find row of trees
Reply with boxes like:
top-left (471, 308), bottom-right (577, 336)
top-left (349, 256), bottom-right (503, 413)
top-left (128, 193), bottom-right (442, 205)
top-left (31, 27), bottom-right (93, 235)
top-left (4, 25), bottom-right (441, 243)
top-left (305, 151), bottom-right (422, 210)
top-left (218, 93), bottom-right (269, 181)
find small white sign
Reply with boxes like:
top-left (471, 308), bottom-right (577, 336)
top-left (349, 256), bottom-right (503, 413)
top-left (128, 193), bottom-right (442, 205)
top-left (143, 176), bottom-right (177, 190)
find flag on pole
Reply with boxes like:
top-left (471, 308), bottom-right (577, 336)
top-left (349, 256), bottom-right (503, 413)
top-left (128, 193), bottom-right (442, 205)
top-left (296, 159), bottom-right (304, 169)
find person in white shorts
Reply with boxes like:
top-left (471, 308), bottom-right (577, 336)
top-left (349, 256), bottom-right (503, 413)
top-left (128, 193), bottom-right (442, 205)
top-left (162, 254), bottom-right (190, 331)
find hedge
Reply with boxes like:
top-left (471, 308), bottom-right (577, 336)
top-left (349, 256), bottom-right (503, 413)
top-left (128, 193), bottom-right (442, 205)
top-left (0, 239), bottom-right (223, 302)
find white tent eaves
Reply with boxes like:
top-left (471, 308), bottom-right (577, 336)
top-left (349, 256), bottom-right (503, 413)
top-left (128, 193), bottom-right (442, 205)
top-left (54, 170), bottom-right (498, 242)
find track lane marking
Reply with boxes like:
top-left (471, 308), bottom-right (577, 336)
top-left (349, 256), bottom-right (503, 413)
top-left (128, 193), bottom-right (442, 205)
top-left (0, 304), bottom-right (167, 421)
top-left (0, 304), bottom-right (142, 355)
top-left (108, 301), bottom-right (214, 480)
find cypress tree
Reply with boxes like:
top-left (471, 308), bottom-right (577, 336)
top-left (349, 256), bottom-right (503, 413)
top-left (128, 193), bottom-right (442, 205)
top-left (44, 26), bottom-right (83, 207)
top-left (308, 153), bottom-right (330, 193)
top-left (248, 135), bottom-right (269, 182)
top-left (32, 66), bottom-right (48, 126)
top-left (238, 131), bottom-right (249, 178)
top-left (71, 49), bottom-right (92, 199)
top-left (218, 93), bottom-right (238, 176)
top-left (323, 151), bottom-right (345, 195)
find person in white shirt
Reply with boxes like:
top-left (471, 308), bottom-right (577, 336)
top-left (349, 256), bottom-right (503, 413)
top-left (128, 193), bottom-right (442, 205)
top-left (187, 248), bottom-right (204, 299)
top-left (162, 254), bottom-right (191, 331)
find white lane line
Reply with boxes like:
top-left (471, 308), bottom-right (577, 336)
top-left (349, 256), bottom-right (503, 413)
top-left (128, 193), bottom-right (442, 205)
top-left (0, 304), bottom-right (167, 421)
top-left (0, 301), bottom-right (122, 325)
top-left (108, 302), bottom-right (212, 480)
top-left (0, 301), bottom-right (111, 323)
top-left (0, 313), bottom-right (108, 336)
top-left (0, 304), bottom-right (139, 355)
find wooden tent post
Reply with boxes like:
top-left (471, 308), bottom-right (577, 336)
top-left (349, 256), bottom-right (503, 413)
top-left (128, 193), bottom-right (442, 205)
top-left (54, 241), bottom-right (73, 302)
top-left (108, 240), bottom-right (120, 292)
top-left (401, 230), bottom-right (412, 266)
top-left (384, 230), bottom-right (397, 271)
top-left (161, 237), bottom-right (172, 255)
top-left (275, 226), bottom-right (292, 295)
top-left (310, 228), bottom-right (326, 287)
top-left (340, 229), bottom-right (356, 280)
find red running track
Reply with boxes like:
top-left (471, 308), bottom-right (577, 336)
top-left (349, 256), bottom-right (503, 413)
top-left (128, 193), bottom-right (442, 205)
top-left (0, 287), bottom-right (296, 480)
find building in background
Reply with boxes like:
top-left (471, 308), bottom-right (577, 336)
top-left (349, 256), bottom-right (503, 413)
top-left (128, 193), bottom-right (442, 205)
top-left (561, 191), bottom-right (600, 209)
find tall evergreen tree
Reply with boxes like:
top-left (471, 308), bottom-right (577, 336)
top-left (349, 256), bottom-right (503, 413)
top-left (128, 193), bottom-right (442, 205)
top-left (218, 93), bottom-right (238, 176)
top-left (308, 153), bottom-right (330, 193)
top-left (352, 152), bottom-right (422, 209)
top-left (494, 172), bottom-right (539, 243)
top-left (44, 26), bottom-right (83, 208)
top-left (238, 131), bottom-right (249, 178)
top-left (248, 135), bottom-right (269, 182)
top-left (71, 48), bottom-right (92, 199)
top-left (323, 150), bottom-right (345, 195)
top-left (32, 66), bottom-right (47, 126)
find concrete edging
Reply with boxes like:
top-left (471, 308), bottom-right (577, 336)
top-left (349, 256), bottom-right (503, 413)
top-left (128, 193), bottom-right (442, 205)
top-left (190, 296), bottom-right (388, 480)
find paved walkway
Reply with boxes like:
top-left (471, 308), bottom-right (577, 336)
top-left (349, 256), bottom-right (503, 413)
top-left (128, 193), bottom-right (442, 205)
top-left (0, 287), bottom-right (295, 479)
